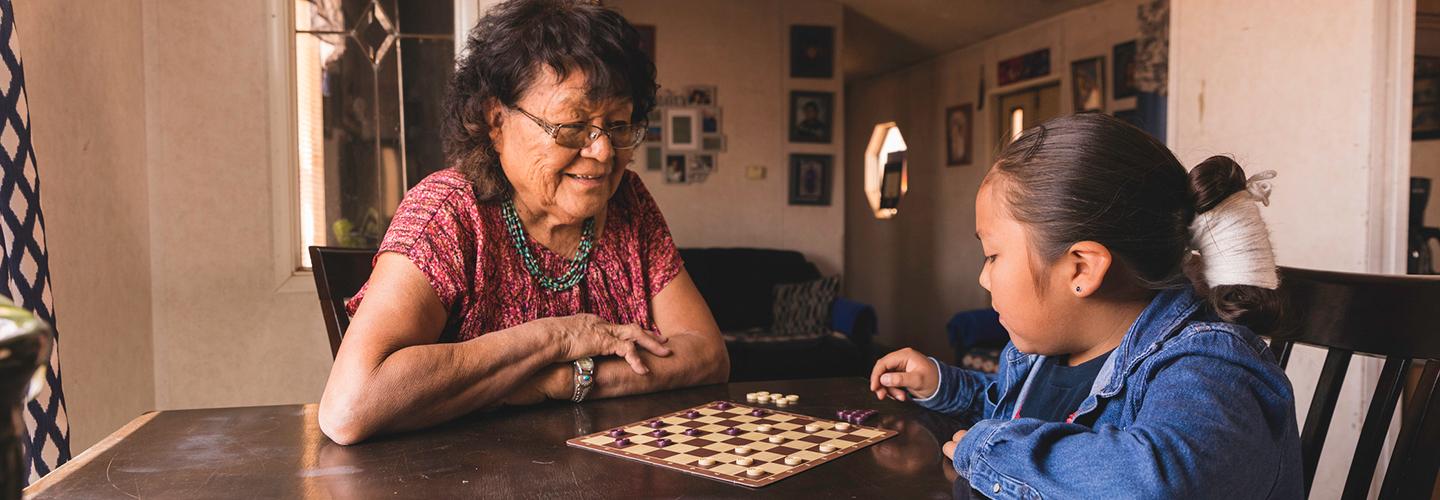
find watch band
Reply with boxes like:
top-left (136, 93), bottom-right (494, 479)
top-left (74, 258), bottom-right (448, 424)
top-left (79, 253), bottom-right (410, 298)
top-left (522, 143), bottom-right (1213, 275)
top-left (572, 357), bottom-right (595, 402)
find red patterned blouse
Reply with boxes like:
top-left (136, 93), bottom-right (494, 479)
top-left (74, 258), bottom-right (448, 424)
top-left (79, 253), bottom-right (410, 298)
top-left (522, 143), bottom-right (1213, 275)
top-left (345, 169), bottom-right (684, 341)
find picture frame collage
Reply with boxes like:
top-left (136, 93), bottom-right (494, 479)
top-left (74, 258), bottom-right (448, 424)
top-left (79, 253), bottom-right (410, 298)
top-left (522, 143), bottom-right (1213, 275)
top-left (787, 25), bottom-right (836, 206)
top-left (646, 83), bottom-right (726, 185)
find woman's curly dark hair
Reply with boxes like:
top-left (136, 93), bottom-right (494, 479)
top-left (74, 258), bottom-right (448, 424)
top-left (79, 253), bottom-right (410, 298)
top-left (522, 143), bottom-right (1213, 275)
top-left (444, 0), bottom-right (658, 201)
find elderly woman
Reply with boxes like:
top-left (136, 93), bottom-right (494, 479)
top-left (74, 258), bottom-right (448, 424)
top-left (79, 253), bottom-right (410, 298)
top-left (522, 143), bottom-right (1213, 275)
top-left (318, 0), bottom-right (728, 445)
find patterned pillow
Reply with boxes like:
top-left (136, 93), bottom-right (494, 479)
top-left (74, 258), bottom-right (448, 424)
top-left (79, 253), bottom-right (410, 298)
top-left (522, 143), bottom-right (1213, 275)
top-left (771, 276), bottom-right (840, 335)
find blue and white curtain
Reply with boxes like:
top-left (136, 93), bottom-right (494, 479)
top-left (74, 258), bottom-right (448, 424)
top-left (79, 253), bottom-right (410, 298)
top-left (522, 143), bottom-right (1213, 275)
top-left (0, 0), bottom-right (71, 484)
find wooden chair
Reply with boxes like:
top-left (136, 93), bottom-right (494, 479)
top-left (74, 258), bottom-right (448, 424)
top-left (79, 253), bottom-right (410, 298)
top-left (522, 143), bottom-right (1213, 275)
top-left (308, 246), bottom-right (379, 358)
top-left (1271, 266), bottom-right (1440, 499)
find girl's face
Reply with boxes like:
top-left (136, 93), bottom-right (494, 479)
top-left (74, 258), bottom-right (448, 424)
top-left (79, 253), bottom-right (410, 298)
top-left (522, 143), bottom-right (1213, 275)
top-left (976, 177), bottom-right (1083, 355)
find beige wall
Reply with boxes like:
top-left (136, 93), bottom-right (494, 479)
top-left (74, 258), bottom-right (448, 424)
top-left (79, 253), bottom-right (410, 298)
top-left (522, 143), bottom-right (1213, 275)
top-left (142, 0), bottom-right (333, 411)
top-left (1171, 0), bottom-right (1412, 497)
top-left (608, 0), bottom-right (846, 275)
top-left (844, 0), bottom-right (1146, 360)
top-left (15, 0), bottom-right (157, 452)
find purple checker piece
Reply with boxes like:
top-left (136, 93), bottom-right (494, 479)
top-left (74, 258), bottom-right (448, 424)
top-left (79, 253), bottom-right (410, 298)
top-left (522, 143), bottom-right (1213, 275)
top-left (685, 410), bottom-right (701, 419)
top-left (614, 437), bottom-right (631, 447)
top-left (650, 429), bottom-right (668, 438)
top-left (684, 428), bottom-right (701, 437)
top-left (714, 402), bottom-right (732, 410)
top-left (724, 427), bottom-right (741, 436)
top-left (655, 438), bottom-right (673, 447)
top-left (750, 409), bottom-right (767, 417)
top-left (607, 429), bottom-right (627, 438)
top-left (648, 420), bottom-right (664, 428)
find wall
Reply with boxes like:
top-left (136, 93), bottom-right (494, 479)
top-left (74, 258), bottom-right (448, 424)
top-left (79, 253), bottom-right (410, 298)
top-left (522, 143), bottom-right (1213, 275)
top-left (142, 0), bottom-right (334, 411)
top-left (1171, 1), bottom-right (1413, 497)
top-left (607, 0), bottom-right (846, 275)
top-left (845, 0), bottom-right (1146, 360)
top-left (14, 0), bottom-right (157, 452)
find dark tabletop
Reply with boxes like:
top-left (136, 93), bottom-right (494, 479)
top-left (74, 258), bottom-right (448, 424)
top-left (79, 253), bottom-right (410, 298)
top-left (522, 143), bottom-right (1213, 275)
top-left (27, 377), bottom-right (977, 499)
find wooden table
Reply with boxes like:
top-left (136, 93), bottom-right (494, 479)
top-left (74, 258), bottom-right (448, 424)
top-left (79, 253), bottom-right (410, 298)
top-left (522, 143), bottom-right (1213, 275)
top-left (26, 378), bottom-right (974, 498)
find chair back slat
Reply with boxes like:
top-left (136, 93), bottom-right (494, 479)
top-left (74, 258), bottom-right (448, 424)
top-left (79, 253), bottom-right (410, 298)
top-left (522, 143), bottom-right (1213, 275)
top-left (1278, 267), bottom-right (1440, 497)
top-left (1341, 357), bottom-right (1411, 500)
top-left (1379, 360), bottom-right (1440, 499)
top-left (1299, 348), bottom-right (1352, 493)
top-left (1272, 340), bottom-right (1294, 369)
top-left (308, 246), bottom-right (379, 358)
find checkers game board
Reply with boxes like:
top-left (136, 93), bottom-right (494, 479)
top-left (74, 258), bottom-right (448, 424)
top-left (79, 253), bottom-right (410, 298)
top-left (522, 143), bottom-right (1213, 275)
top-left (566, 401), bottom-right (896, 488)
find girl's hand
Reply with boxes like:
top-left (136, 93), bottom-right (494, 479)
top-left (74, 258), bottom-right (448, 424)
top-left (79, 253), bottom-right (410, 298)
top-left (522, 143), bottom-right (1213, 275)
top-left (868, 347), bottom-right (939, 401)
top-left (548, 314), bottom-right (672, 374)
top-left (941, 429), bottom-right (968, 462)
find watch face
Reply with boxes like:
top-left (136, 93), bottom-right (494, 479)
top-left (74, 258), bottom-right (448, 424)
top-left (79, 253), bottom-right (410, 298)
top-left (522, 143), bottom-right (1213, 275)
top-left (577, 357), bottom-right (594, 371)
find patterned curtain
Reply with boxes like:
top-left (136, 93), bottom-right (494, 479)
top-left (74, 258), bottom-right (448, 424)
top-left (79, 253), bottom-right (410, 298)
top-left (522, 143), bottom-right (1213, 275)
top-left (0, 0), bottom-right (72, 484)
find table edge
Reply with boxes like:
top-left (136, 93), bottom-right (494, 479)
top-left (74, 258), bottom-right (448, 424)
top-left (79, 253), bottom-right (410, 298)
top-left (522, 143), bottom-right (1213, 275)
top-left (23, 411), bottom-right (160, 497)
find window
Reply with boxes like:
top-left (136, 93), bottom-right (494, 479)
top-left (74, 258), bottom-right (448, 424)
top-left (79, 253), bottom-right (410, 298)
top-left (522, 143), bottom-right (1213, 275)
top-left (291, 0), bottom-right (455, 269)
top-left (863, 123), bottom-right (908, 219)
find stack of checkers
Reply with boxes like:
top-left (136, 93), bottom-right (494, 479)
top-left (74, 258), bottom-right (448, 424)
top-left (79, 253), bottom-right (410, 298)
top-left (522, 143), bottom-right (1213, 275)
top-left (745, 391), bottom-right (799, 407)
top-left (836, 409), bottom-right (877, 425)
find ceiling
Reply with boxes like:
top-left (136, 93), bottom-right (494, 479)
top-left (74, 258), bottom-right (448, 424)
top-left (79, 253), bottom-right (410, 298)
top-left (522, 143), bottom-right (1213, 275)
top-left (836, 0), bottom-right (1103, 80)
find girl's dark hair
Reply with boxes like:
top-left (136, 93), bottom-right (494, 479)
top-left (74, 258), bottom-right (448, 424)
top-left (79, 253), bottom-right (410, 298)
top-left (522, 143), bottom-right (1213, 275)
top-left (989, 113), bottom-right (1285, 334)
top-left (444, 0), bottom-right (658, 201)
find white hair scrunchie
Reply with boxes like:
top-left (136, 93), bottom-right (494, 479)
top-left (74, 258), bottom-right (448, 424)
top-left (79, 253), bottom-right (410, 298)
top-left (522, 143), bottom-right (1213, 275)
top-left (1188, 170), bottom-right (1280, 290)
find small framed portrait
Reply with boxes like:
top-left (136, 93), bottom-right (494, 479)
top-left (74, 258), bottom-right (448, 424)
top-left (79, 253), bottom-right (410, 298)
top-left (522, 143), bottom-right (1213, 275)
top-left (644, 145), bottom-right (662, 171)
top-left (790, 25), bottom-right (835, 79)
top-left (664, 154), bottom-right (687, 183)
top-left (701, 108), bottom-right (721, 134)
top-left (635, 25), bottom-right (656, 63)
top-left (701, 134), bottom-right (726, 152)
top-left (1113, 41), bottom-right (1139, 99)
top-left (945, 103), bottom-right (973, 167)
top-left (688, 153), bottom-right (715, 183)
top-left (1070, 56), bottom-right (1105, 112)
top-left (665, 108), bottom-right (700, 151)
top-left (789, 91), bottom-right (833, 144)
top-left (645, 109), bottom-right (663, 143)
top-left (788, 154), bottom-right (832, 206)
top-left (684, 85), bottom-right (717, 106)
top-left (1415, 56), bottom-right (1440, 140)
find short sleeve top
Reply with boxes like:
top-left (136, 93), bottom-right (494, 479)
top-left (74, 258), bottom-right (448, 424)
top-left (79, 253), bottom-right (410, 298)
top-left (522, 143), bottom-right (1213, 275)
top-left (345, 169), bottom-right (684, 341)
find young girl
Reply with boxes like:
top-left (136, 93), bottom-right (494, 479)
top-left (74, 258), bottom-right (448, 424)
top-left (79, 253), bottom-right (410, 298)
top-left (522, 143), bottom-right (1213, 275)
top-left (870, 113), bottom-right (1302, 498)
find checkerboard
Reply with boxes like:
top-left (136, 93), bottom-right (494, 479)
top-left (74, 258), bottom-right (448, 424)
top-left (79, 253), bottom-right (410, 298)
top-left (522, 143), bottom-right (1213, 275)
top-left (566, 401), bottom-right (896, 488)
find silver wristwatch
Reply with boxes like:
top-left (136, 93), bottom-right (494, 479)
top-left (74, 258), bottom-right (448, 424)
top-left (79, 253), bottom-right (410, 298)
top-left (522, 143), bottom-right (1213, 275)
top-left (571, 357), bottom-right (595, 402)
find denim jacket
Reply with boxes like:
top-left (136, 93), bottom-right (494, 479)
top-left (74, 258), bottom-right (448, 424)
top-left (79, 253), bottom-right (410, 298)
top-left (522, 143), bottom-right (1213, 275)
top-left (915, 289), bottom-right (1303, 499)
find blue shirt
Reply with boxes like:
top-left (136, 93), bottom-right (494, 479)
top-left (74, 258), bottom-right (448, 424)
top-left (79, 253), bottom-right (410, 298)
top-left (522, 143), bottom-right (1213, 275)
top-left (913, 288), bottom-right (1303, 499)
top-left (1016, 350), bottom-right (1113, 422)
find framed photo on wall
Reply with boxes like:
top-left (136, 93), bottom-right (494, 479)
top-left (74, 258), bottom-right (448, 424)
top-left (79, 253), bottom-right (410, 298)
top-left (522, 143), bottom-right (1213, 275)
top-left (1113, 41), bottom-right (1139, 99)
top-left (997, 48), bottom-right (1050, 86)
top-left (666, 108), bottom-right (700, 151)
top-left (790, 25), bottom-right (834, 78)
top-left (945, 103), bottom-right (973, 166)
top-left (664, 154), bottom-right (687, 183)
top-left (1415, 56), bottom-right (1440, 140)
top-left (635, 25), bottom-right (656, 63)
top-left (1071, 56), bottom-right (1105, 112)
top-left (788, 154), bottom-right (832, 206)
top-left (645, 145), bottom-right (662, 171)
top-left (789, 91), bottom-right (833, 144)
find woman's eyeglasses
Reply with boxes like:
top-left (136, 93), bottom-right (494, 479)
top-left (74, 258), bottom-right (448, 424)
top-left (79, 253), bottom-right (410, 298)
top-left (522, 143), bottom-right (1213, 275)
top-left (513, 107), bottom-right (647, 150)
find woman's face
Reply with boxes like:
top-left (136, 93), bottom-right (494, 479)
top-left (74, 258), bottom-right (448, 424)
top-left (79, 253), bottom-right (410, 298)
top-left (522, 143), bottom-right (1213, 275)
top-left (975, 176), bottom-right (1078, 355)
top-left (492, 68), bottom-right (635, 223)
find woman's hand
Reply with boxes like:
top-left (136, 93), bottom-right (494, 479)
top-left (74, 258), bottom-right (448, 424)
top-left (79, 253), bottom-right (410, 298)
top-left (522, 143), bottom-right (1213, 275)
top-left (941, 429), bottom-right (967, 462)
top-left (869, 347), bottom-right (939, 401)
top-left (548, 314), bottom-right (672, 374)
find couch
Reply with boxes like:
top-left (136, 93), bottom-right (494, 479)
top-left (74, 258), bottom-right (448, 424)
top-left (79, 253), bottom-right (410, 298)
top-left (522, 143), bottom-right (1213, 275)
top-left (679, 248), bottom-right (877, 382)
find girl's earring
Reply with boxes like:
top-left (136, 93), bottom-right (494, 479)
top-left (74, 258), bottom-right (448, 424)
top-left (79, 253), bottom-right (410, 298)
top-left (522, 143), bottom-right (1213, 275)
top-left (1074, 286), bottom-right (1082, 293)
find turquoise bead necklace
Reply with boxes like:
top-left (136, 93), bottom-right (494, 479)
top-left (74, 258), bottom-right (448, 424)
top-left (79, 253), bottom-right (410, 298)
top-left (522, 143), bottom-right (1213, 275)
top-left (501, 198), bottom-right (596, 292)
